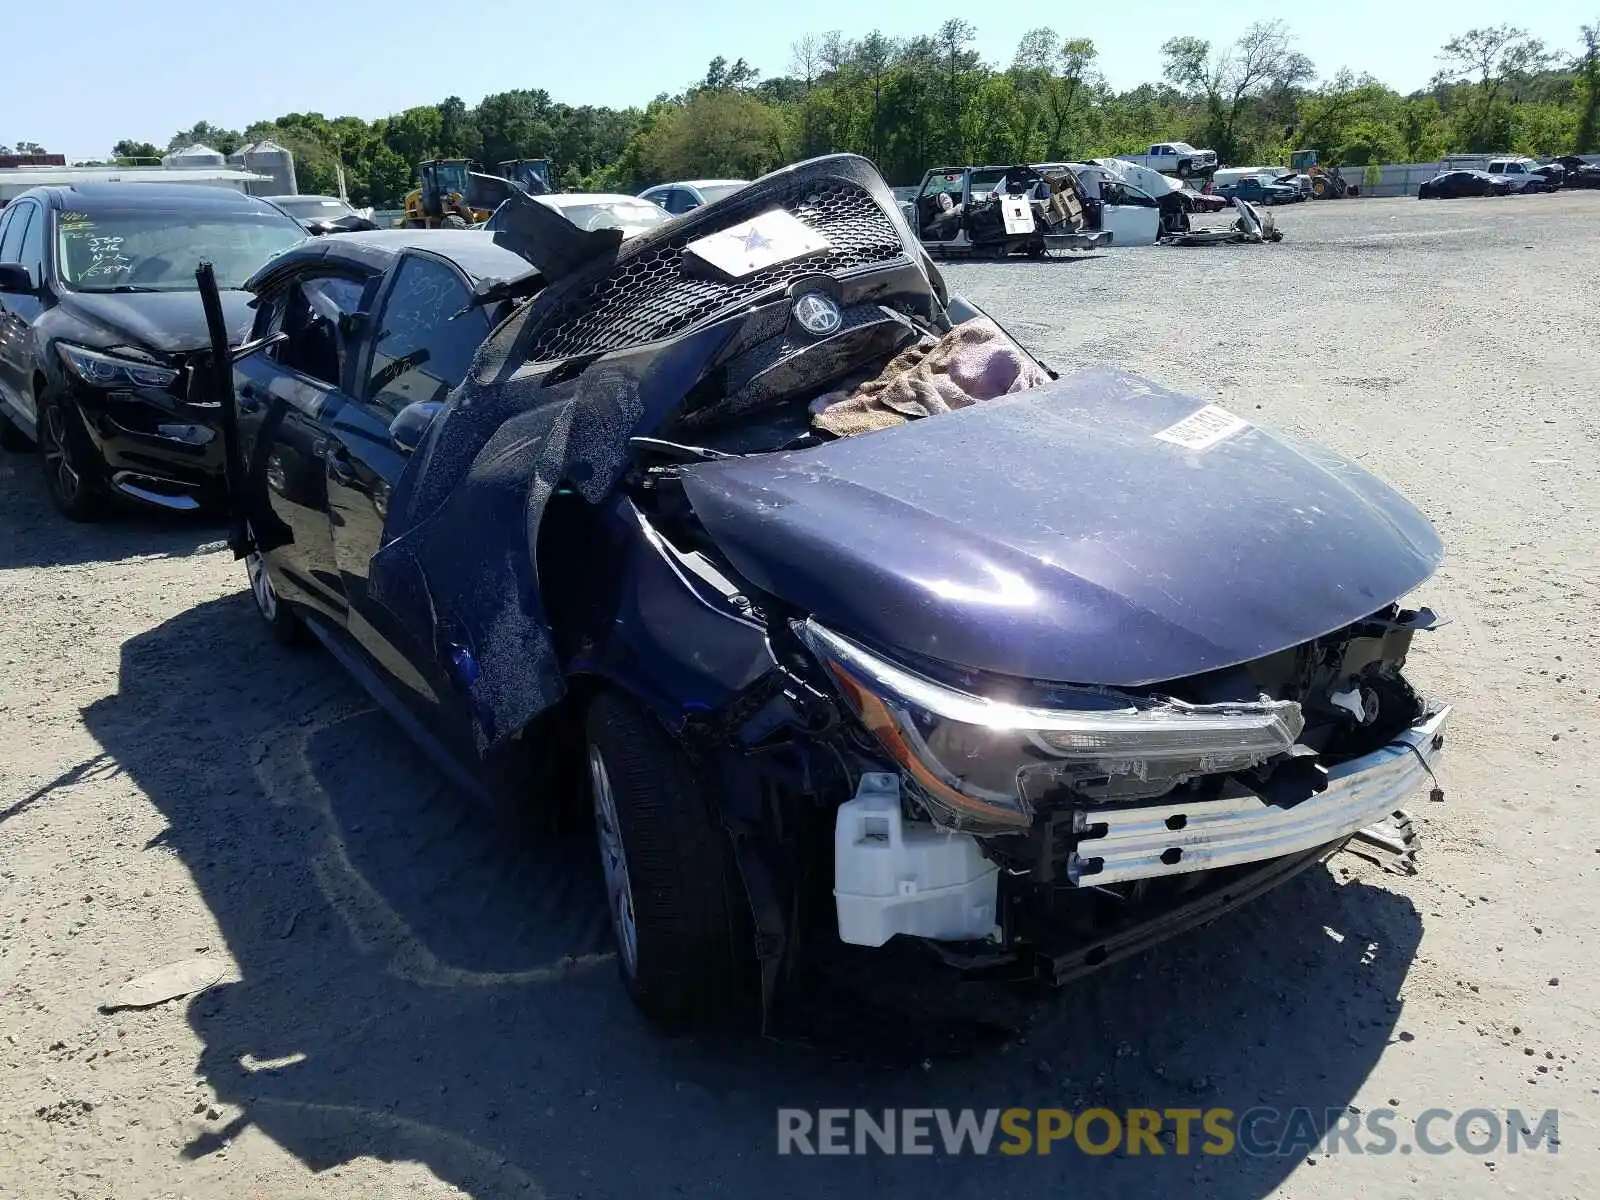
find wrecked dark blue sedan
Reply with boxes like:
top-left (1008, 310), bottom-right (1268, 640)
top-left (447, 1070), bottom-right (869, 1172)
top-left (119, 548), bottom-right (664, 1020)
top-left (214, 155), bottom-right (1449, 1031)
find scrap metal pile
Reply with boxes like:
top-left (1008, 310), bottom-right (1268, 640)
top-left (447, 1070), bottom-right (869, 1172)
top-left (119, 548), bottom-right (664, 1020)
top-left (1164, 196), bottom-right (1284, 246)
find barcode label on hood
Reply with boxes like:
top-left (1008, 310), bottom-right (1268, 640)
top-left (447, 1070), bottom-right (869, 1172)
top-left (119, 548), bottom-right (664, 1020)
top-left (1154, 404), bottom-right (1251, 451)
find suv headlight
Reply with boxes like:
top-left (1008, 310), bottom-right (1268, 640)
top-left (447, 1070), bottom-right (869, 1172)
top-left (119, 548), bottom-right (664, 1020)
top-left (57, 344), bottom-right (178, 390)
top-left (797, 620), bottom-right (1304, 834)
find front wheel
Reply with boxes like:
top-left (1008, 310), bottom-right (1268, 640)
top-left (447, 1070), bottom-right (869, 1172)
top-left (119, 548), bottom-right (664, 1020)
top-left (585, 691), bottom-right (754, 1032)
top-left (1177, 160), bottom-right (1192, 179)
top-left (439, 214), bottom-right (468, 230)
top-left (36, 393), bottom-right (107, 521)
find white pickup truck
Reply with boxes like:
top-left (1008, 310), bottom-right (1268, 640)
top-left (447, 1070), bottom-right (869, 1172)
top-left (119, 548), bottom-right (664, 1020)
top-left (1117, 142), bottom-right (1218, 179)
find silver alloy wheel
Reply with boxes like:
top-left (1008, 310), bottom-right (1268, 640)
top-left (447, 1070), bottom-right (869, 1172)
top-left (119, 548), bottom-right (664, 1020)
top-left (245, 548), bottom-right (278, 621)
top-left (588, 744), bottom-right (639, 976)
top-left (40, 406), bottom-right (79, 501)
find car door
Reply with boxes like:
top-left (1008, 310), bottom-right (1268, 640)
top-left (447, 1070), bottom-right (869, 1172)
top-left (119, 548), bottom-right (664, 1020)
top-left (0, 199), bottom-right (43, 418)
top-left (235, 268), bottom-right (377, 624)
top-left (330, 249), bottom-right (492, 737)
top-left (915, 171), bottom-right (967, 241)
top-left (1098, 183), bottom-right (1161, 246)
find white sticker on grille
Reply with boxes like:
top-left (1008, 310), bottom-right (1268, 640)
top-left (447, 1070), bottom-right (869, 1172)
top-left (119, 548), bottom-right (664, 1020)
top-left (1153, 404), bottom-right (1251, 452)
top-left (684, 208), bottom-right (832, 278)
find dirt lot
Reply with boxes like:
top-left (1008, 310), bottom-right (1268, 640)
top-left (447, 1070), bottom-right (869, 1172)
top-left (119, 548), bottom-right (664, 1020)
top-left (2, 192), bottom-right (1597, 1199)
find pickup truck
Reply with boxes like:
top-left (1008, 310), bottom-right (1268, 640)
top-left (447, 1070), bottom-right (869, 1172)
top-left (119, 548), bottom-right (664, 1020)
top-left (1117, 142), bottom-right (1218, 179)
top-left (1213, 174), bottom-right (1302, 206)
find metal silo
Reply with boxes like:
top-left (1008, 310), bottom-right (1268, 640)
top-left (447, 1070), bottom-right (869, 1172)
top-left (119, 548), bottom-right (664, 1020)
top-left (243, 139), bottom-right (298, 196)
top-left (161, 143), bottom-right (226, 170)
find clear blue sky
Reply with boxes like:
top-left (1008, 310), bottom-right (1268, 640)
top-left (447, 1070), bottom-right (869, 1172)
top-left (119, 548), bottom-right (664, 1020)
top-left (11, 0), bottom-right (1595, 159)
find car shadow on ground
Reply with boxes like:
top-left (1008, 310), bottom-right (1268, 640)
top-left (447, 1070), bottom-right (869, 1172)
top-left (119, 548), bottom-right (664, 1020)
top-left (0, 451), bottom-right (227, 570)
top-left (83, 595), bottom-right (1425, 1199)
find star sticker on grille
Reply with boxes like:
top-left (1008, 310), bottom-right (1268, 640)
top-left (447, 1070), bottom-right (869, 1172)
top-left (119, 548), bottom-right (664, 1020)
top-left (739, 226), bottom-right (774, 253)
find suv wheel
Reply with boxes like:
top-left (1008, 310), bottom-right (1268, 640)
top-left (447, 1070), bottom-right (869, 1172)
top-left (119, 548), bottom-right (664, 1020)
top-left (37, 393), bottom-right (107, 521)
top-left (584, 690), bottom-right (754, 1032)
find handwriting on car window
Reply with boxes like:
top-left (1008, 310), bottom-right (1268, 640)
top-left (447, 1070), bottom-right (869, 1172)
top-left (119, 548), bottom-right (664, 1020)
top-left (381, 261), bottom-right (458, 348)
top-left (62, 230), bottom-right (135, 280)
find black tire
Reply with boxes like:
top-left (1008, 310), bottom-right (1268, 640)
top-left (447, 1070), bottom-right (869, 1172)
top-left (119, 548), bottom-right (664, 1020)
top-left (245, 539), bottom-right (305, 646)
top-left (440, 214), bottom-right (468, 230)
top-left (1177, 160), bottom-right (1192, 179)
top-left (585, 690), bottom-right (754, 1032)
top-left (36, 391), bottom-right (108, 521)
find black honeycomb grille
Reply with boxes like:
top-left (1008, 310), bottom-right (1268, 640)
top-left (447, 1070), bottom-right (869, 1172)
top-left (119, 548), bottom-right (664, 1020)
top-left (521, 179), bottom-right (906, 363)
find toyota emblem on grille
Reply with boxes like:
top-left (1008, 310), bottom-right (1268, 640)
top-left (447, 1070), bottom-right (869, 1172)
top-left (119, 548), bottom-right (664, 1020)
top-left (793, 292), bottom-right (842, 337)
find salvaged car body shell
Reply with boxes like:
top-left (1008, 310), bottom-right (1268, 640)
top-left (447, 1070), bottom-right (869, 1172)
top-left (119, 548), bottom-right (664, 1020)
top-left (912, 164), bottom-right (1110, 257)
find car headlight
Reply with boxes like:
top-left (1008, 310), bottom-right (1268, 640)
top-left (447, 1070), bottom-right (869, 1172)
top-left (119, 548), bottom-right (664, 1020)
top-left (57, 344), bottom-right (178, 390)
top-left (796, 619), bottom-right (1304, 835)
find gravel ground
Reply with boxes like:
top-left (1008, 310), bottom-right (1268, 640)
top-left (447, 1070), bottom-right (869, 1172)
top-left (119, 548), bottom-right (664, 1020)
top-left (2, 192), bottom-right (1598, 1199)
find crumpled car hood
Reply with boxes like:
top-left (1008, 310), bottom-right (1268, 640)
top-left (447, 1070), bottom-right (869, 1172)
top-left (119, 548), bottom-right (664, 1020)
top-left (679, 365), bottom-right (1443, 686)
top-left (60, 289), bottom-right (256, 355)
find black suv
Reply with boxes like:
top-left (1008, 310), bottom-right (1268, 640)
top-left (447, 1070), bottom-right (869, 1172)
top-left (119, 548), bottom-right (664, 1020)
top-left (0, 184), bottom-right (306, 518)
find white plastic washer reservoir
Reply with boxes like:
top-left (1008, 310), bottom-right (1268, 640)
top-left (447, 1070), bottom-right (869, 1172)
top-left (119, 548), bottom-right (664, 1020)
top-left (833, 773), bottom-right (1001, 947)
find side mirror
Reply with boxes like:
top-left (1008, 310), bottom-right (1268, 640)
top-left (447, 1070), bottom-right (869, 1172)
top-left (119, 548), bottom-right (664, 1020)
top-left (388, 399), bottom-right (444, 455)
top-left (0, 262), bottom-right (35, 295)
top-left (231, 330), bottom-right (289, 362)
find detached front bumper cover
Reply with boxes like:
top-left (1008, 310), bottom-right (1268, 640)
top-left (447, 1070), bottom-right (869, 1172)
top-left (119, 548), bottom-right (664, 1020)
top-left (1069, 705), bottom-right (1449, 885)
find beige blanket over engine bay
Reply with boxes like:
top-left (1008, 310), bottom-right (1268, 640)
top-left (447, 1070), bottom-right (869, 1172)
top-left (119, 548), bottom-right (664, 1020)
top-left (808, 317), bottom-right (1052, 437)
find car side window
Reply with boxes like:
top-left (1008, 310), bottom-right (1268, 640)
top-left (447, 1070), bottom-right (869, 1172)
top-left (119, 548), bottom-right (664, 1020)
top-left (16, 203), bottom-right (46, 284)
top-left (667, 188), bottom-right (696, 214)
top-left (365, 255), bottom-right (488, 414)
top-left (266, 272), bottom-right (369, 390)
top-left (0, 203), bottom-right (30, 263)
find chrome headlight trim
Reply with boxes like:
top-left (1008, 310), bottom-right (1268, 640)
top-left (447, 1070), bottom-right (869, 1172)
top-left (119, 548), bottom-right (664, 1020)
top-left (797, 619), bottom-right (1304, 833)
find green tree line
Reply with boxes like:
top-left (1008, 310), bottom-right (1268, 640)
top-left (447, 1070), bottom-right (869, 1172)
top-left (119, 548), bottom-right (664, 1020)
top-left (64, 18), bottom-right (1600, 205)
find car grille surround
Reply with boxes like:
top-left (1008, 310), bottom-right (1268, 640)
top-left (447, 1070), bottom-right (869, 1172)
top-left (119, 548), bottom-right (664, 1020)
top-left (518, 157), bottom-right (910, 364)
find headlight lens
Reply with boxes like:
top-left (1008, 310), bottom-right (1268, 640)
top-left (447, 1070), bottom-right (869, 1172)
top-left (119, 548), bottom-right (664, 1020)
top-left (797, 619), bottom-right (1304, 834)
top-left (57, 344), bottom-right (178, 390)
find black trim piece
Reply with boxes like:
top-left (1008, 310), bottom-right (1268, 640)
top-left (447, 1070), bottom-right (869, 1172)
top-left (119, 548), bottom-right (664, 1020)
top-left (1040, 843), bottom-right (1339, 985)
